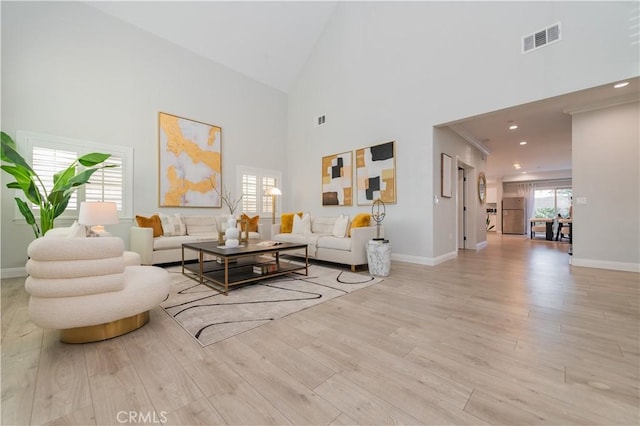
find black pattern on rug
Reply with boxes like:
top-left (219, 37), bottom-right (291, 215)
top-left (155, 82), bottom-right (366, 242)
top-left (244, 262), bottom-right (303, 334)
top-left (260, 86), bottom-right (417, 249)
top-left (161, 264), bottom-right (382, 346)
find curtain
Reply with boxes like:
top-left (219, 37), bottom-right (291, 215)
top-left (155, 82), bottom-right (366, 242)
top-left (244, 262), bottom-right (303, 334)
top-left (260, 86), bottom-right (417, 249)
top-left (516, 183), bottom-right (536, 236)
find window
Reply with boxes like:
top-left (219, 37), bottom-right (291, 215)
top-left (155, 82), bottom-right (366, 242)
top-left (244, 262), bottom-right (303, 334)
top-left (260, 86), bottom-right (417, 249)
top-left (16, 131), bottom-right (133, 219)
top-left (237, 166), bottom-right (281, 217)
top-left (534, 187), bottom-right (572, 218)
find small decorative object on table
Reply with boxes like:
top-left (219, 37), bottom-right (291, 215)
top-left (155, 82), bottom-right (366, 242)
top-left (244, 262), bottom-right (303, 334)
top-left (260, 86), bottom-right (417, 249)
top-left (225, 217), bottom-right (240, 247)
top-left (371, 198), bottom-right (387, 242)
top-left (367, 198), bottom-right (391, 276)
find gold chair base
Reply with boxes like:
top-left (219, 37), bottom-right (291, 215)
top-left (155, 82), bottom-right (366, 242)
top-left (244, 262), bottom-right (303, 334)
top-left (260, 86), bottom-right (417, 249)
top-left (60, 311), bottom-right (150, 344)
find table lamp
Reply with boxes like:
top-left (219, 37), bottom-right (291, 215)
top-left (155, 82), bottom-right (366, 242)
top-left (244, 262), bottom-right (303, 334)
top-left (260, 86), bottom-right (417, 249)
top-left (78, 201), bottom-right (119, 235)
top-left (268, 187), bottom-right (281, 224)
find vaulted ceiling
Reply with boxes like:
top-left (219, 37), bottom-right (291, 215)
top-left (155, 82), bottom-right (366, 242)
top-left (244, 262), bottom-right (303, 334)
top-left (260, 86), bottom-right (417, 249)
top-left (87, 2), bottom-right (639, 181)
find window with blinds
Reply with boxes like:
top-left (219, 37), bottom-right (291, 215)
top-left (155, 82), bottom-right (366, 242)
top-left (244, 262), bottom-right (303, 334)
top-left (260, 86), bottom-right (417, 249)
top-left (85, 155), bottom-right (124, 209)
top-left (241, 174), bottom-right (258, 213)
top-left (238, 166), bottom-right (281, 216)
top-left (16, 131), bottom-right (133, 219)
top-left (32, 146), bottom-right (79, 210)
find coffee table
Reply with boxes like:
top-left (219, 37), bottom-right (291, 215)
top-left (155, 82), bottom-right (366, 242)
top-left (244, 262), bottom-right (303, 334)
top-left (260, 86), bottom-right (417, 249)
top-left (181, 241), bottom-right (308, 295)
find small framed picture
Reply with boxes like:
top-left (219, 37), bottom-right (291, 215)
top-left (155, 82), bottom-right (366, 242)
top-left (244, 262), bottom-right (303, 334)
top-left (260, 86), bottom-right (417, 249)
top-left (441, 153), bottom-right (452, 198)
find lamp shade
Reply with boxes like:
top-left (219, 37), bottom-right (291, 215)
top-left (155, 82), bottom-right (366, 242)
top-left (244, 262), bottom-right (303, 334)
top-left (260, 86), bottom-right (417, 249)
top-left (78, 202), bottom-right (119, 226)
top-left (268, 187), bottom-right (282, 196)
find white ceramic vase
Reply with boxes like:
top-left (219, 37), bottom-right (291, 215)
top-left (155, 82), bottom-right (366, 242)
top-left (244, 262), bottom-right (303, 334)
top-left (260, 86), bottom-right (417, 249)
top-left (225, 216), bottom-right (240, 247)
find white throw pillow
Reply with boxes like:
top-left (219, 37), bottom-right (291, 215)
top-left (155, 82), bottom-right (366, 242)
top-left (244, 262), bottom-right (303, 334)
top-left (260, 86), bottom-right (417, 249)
top-left (159, 213), bottom-right (187, 236)
top-left (332, 214), bottom-right (350, 238)
top-left (67, 221), bottom-right (87, 238)
top-left (292, 213), bottom-right (311, 234)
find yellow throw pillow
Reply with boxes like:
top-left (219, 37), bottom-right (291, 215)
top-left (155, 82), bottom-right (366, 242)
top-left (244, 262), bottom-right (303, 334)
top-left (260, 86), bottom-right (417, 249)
top-left (241, 213), bottom-right (260, 232)
top-left (348, 213), bottom-right (371, 237)
top-left (280, 212), bottom-right (303, 234)
top-left (136, 214), bottom-right (163, 238)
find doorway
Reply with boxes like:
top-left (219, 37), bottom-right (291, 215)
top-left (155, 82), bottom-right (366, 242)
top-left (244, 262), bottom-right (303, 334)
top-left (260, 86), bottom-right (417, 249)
top-left (457, 167), bottom-right (467, 249)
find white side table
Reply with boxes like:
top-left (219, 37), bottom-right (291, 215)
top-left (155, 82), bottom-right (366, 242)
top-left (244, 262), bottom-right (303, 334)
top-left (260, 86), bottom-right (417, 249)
top-left (366, 239), bottom-right (391, 277)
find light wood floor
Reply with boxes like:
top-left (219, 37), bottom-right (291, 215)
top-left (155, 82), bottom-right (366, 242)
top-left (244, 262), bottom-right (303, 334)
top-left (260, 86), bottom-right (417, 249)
top-left (2, 234), bottom-right (639, 425)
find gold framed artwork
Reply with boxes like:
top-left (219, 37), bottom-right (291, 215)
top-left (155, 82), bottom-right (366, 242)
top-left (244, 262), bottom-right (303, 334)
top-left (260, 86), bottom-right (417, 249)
top-left (158, 112), bottom-right (222, 207)
top-left (441, 153), bottom-right (452, 198)
top-left (322, 151), bottom-right (353, 206)
top-left (355, 141), bottom-right (396, 205)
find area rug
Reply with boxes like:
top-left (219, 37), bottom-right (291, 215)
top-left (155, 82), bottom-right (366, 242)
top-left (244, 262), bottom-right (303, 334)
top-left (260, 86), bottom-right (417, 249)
top-left (161, 262), bottom-right (383, 347)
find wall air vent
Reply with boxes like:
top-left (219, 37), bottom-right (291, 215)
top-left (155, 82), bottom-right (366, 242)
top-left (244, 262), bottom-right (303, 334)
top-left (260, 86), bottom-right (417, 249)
top-left (522, 22), bottom-right (561, 53)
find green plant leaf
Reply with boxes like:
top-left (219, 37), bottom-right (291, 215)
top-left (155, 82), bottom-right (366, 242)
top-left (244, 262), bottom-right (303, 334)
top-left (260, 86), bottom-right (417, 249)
top-left (52, 164), bottom-right (77, 191)
top-left (1, 132), bottom-right (17, 163)
top-left (1, 164), bottom-right (33, 184)
top-left (0, 136), bottom-right (34, 172)
top-left (52, 196), bottom-right (70, 219)
top-left (15, 197), bottom-right (40, 238)
top-left (67, 167), bottom-right (102, 187)
top-left (78, 152), bottom-right (111, 167)
top-left (2, 165), bottom-right (42, 205)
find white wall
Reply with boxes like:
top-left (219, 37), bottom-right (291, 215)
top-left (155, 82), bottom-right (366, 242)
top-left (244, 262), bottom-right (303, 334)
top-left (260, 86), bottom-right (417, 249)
top-left (433, 127), bottom-right (487, 259)
top-left (1, 2), bottom-right (287, 272)
top-left (287, 1), bottom-right (638, 264)
top-left (571, 101), bottom-right (640, 272)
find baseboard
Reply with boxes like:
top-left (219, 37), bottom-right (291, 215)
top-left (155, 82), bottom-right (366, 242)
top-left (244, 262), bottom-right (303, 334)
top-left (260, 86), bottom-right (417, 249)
top-left (570, 257), bottom-right (640, 273)
top-left (391, 250), bottom-right (457, 266)
top-left (1, 267), bottom-right (27, 279)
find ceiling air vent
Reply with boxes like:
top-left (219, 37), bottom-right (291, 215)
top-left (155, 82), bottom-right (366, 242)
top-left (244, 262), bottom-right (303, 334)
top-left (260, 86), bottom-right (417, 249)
top-left (522, 22), bottom-right (561, 53)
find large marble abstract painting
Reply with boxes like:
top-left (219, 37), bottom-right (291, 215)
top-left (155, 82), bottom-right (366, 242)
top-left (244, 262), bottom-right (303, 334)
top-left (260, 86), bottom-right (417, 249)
top-left (158, 112), bottom-right (222, 207)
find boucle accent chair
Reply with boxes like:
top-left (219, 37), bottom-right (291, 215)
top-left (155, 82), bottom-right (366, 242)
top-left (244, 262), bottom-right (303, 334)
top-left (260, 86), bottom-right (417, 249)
top-left (25, 237), bottom-right (169, 343)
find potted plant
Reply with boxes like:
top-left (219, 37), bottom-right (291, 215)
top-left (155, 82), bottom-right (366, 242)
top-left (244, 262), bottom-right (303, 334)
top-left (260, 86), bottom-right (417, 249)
top-left (1, 131), bottom-right (116, 238)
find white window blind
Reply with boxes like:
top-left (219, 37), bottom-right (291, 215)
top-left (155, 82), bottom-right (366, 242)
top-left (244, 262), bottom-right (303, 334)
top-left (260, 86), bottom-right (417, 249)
top-left (85, 155), bottom-right (124, 210)
top-left (32, 146), bottom-right (79, 210)
top-left (262, 176), bottom-right (277, 215)
top-left (241, 174), bottom-right (258, 213)
top-left (16, 131), bottom-right (133, 219)
top-left (237, 166), bottom-right (281, 216)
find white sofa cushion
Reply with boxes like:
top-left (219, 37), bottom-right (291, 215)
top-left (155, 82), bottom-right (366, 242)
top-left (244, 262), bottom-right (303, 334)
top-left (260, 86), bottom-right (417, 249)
top-left (317, 235), bottom-right (352, 251)
top-left (184, 216), bottom-right (218, 235)
top-left (159, 213), bottom-right (187, 236)
top-left (43, 221), bottom-right (87, 238)
top-left (312, 216), bottom-right (338, 234)
top-left (153, 234), bottom-right (217, 251)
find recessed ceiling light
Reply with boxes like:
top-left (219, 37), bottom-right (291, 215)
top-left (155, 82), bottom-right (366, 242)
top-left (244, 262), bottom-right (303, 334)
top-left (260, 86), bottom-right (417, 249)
top-left (519, 141), bottom-right (527, 145)
top-left (614, 81), bottom-right (629, 89)
top-left (513, 163), bottom-right (521, 169)
top-left (509, 124), bottom-right (519, 130)
top-left (522, 171), bottom-right (527, 174)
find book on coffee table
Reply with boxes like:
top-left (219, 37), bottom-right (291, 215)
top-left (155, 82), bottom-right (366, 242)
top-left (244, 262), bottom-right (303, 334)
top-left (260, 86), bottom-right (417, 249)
top-left (256, 240), bottom-right (282, 247)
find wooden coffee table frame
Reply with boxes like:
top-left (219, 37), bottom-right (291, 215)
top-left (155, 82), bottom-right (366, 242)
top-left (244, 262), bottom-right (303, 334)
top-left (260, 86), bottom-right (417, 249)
top-left (181, 241), bottom-right (308, 295)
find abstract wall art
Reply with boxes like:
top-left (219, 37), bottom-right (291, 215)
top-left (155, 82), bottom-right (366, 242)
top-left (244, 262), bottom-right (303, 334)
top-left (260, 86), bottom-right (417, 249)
top-left (322, 151), bottom-right (353, 206)
top-left (355, 141), bottom-right (396, 205)
top-left (158, 112), bottom-right (222, 207)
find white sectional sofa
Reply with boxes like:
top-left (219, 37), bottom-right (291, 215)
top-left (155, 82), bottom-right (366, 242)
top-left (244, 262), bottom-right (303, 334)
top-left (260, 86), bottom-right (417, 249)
top-left (130, 214), bottom-right (260, 265)
top-left (271, 214), bottom-right (381, 271)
